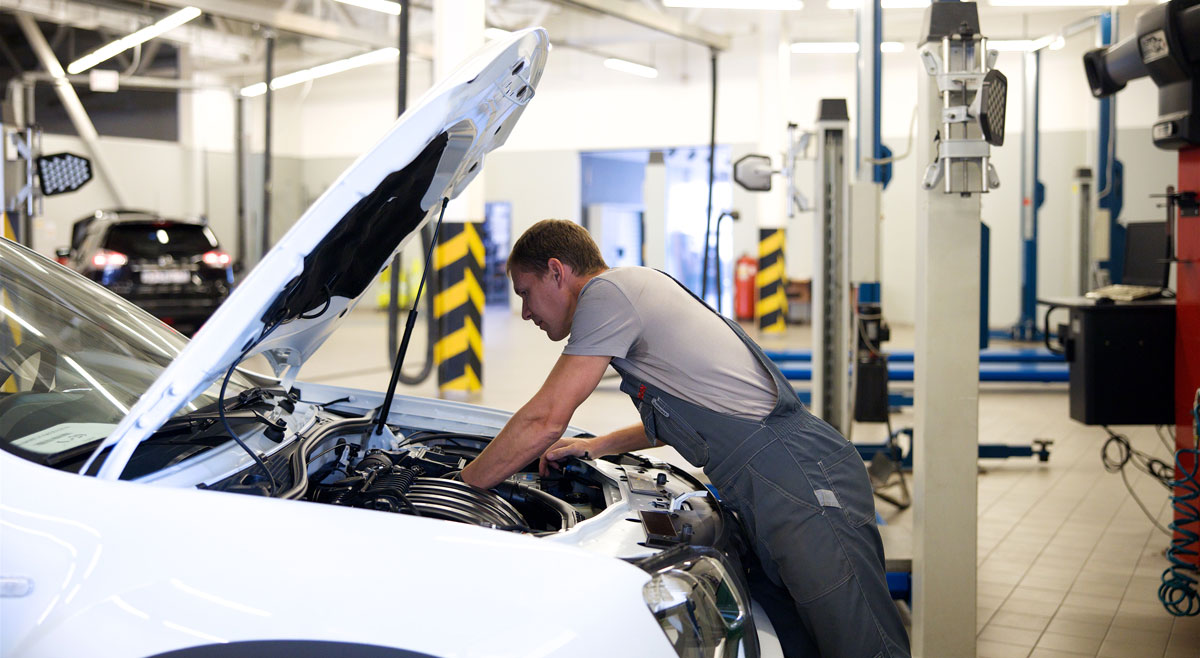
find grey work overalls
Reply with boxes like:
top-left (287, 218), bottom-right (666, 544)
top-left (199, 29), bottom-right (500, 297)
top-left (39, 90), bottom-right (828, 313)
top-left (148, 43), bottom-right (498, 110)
top-left (612, 306), bottom-right (910, 658)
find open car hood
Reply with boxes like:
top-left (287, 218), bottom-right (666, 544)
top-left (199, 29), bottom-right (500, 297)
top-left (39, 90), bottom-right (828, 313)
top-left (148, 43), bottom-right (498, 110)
top-left (88, 29), bottom-right (548, 480)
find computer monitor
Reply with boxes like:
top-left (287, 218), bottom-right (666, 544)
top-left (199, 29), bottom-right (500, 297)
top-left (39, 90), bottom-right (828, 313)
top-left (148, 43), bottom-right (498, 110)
top-left (1121, 221), bottom-right (1170, 287)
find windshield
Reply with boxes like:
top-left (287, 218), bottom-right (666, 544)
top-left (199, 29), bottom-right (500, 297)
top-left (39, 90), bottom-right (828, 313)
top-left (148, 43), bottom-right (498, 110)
top-left (103, 222), bottom-right (219, 260)
top-left (0, 239), bottom-right (253, 466)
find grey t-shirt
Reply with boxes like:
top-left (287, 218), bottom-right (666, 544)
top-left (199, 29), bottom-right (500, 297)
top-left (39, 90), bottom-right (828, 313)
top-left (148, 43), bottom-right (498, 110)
top-left (563, 268), bottom-right (777, 420)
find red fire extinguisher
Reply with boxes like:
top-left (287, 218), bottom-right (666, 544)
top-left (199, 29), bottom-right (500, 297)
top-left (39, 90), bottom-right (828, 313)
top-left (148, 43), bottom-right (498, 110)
top-left (734, 254), bottom-right (757, 321)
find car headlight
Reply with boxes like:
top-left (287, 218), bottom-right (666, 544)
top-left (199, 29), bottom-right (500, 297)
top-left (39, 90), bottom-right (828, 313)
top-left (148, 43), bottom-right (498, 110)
top-left (640, 548), bottom-right (748, 658)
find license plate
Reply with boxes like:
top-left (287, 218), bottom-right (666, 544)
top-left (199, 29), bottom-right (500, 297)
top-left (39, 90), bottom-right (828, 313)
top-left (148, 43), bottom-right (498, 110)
top-left (140, 269), bottom-right (191, 284)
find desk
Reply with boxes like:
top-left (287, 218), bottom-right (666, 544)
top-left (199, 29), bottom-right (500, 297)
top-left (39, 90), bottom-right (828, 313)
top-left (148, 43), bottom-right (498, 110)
top-left (1041, 297), bottom-right (1175, 426)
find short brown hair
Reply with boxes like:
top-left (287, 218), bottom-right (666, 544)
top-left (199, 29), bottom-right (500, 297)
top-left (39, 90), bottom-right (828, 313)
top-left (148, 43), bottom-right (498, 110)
top-left (507, 219), bottom-right (608, 277)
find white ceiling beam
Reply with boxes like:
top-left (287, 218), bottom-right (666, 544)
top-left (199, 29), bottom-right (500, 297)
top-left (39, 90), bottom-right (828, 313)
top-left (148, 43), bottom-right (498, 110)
top-left (141, 0), bottom-right (432, 56)
top-left (8, 0), bottom-right (252, 62)
top-left (546, 0), bottom-right (730, 50)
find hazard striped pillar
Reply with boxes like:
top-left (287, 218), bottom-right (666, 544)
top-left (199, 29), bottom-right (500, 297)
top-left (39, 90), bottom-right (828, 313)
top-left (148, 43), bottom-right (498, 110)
top-left (434, 222), bottom-right (485, 396)
top-left (2, 212), bottom-right (20, 393)
top-left (757, 228), bottom-right (787, 333)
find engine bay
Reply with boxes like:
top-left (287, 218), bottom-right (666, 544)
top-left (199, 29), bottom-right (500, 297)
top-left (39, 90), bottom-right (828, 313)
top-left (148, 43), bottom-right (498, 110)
top-left (304, 433), bottom-right (599, 534)
top-left (191, 401), bottom-right (734, 553)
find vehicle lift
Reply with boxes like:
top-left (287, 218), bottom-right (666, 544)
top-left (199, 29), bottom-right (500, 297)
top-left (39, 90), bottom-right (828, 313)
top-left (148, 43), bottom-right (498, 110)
top-left (762, 108), bottom-right (1050, 467)
top-left (993, 11), bottom-right (1125, 341)
top-left (1083, 0), bottom-right (1200, 612)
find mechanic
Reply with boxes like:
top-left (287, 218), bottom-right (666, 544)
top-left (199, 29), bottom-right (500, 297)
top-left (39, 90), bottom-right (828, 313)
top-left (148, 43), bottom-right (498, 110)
top-left (461, 219), bottom-right (910, 658)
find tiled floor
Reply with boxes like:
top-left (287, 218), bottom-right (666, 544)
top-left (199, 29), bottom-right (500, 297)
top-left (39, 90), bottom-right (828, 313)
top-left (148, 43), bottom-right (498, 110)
top-left (303, 303), bottom-right (1200, 658)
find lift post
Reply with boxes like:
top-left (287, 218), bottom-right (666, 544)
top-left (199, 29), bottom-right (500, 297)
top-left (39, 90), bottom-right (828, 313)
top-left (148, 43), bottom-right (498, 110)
top-left (812, 99), bottom-right (852, 436)
top-left (913, 2), bottom-right (1007, 652)
top-left (1016, 48), bottom-right (1044, 340)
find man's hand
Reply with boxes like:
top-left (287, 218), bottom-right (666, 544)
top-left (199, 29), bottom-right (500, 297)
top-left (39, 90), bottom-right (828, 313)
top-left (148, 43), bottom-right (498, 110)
top-left (539, 437), bottom-right (595, 476)
top-left (460, 354), bottom-right (611, 489)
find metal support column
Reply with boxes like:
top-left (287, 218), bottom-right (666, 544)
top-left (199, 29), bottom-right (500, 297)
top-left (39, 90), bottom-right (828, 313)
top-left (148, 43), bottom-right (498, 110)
top-left (1016, 49), bottom-right (1044, 340)
top-left (1073, 167), bottom-right (1094, 294)
top-left (1096, 11), bottom-right (1124, 285)
top-left (388, 0), bottom-right (411, 360)
top-left (261, 32), bottom-right (275, 262)
top-left (813, 100), bottom-right (852, 435)
top-left (913, 2), bottom-right (1005, 652)
top-left (235, 96), bottom-right (247, 268)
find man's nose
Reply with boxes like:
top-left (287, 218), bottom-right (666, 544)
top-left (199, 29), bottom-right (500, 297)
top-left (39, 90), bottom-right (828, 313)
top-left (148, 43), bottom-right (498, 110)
top-left (521, 303), bottom-right (531, 321)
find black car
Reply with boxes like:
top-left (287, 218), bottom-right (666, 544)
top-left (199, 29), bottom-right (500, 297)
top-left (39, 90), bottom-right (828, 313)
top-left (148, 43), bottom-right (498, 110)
top-left (57, 209), bottom-right (233, 334)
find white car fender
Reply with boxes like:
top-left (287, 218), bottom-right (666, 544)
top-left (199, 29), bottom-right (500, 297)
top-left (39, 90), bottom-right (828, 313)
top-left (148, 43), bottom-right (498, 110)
top-left (1, 454), bottom-right (676, 658)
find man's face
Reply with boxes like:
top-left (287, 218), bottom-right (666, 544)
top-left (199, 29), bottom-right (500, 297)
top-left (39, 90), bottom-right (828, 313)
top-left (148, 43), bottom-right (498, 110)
top-left (511, 265), bottom-right (573, 341)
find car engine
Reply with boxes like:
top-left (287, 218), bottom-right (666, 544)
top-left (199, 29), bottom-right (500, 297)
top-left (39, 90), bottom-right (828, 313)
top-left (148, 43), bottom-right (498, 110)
top-left (305, 436), bottom-right (589, 533)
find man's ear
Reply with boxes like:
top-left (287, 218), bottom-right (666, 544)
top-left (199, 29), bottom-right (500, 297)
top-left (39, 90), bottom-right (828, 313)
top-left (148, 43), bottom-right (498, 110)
top-left (547, 258), bottom-right (566, 285)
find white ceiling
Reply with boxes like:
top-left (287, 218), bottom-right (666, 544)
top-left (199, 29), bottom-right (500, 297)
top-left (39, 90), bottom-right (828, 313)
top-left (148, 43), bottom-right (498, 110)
top-left (4, 0), bottom-right (1162, 87)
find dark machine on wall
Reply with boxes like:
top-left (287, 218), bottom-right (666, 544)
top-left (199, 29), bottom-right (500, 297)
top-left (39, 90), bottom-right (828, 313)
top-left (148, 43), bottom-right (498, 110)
top-left (1078, 0), bottom-right (1200, 617)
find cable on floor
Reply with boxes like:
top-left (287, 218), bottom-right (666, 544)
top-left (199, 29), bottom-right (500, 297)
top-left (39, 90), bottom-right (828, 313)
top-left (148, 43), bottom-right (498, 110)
top-left (1101, 426), bottom-right (1173, 536)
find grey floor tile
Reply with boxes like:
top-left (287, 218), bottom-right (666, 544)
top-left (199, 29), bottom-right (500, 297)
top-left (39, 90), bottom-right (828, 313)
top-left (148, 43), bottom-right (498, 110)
top-left (990, 611), bottom-right (1054, 632)
top-left (1028, 650), bottom-right (1094, 658)
top-left (1109, 611), bottom-right (1175, 633)
top-left (980, 624), bottom-right (1044, 648)
top-left (1103, 626), bottom-right (1169, 654)
top-left (1165, 633), bottom-right (1199, 658)
top-left (1002, 598), bottom-right (1064, 618)
top-left (1036, 631), bottom-right (1104, 655)
top-left (1044, 618), bottom-right (1110, 640)
top-left (1098, 638), bottom-right (1164, 658)
top-left (977, 639), bottom-right (1033, 658)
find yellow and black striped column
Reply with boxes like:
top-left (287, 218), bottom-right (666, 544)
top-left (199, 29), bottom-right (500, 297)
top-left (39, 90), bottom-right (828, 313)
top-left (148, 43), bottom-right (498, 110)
top-left (2, 211), bottom-right (20, 393)
top-left (756, 228), bottom-right (787, 333)
top-left (434, 222), bottom-right (485, 396)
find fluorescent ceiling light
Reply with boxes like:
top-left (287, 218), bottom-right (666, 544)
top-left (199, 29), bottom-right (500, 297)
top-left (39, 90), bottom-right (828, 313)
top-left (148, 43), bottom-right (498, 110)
top-left (331, 0), bottom-right (402, 15)
top-left (828, 0), bottom-right (930, 8)
top-left (241, 48), bottom-right (399, 97)
top-left (663, 0), bottom-right (804, 8)
top-left (791, 42), bottom-right (905, 54)
top-left (603, 58), bottom-right (658, 79)
top-left (988, 36), bottom-right (1065, 52)
top-left (988, 40), bottom-right (1037, 51)
top-left (67, 7), bottom-right (201, 75)
top-left (989, 0), bottom-right (1126, 6)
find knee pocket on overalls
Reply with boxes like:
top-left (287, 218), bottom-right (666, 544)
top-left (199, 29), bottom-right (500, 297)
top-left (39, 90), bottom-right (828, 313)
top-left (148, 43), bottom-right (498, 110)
top-left (743, 470), bottom-right (856, 604)
top-left (818, 442), bottom-right (878, 528)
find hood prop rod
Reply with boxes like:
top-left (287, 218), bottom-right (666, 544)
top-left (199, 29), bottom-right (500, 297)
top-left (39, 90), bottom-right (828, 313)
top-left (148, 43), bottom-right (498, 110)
top-left (374, 197), bottom-right (450, 435)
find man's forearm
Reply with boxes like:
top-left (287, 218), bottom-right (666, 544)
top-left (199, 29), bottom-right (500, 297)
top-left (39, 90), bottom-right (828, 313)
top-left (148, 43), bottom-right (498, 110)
top-left (592, 424), bottom-right (653, 456)
top-left (461, 407), bottom-right (563, 489)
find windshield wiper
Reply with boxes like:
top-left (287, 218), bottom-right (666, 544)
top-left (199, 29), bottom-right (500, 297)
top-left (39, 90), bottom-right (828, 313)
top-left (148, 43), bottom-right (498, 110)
top-left (158, 387), bottom-right (294, 441)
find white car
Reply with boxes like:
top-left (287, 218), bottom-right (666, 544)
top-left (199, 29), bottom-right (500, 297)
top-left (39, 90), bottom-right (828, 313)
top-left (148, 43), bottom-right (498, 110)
top-left (1, 28), bottom-right (780, 658)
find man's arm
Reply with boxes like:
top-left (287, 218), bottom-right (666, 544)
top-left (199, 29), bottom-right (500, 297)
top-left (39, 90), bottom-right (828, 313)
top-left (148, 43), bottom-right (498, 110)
top-left (460, 353), bottom-right (612, 489)
top-left (538, 423), bottom-right (652, 476)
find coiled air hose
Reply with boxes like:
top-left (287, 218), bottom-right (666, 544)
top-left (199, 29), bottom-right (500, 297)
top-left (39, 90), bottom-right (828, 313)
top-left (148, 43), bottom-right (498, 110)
top-left (1159, 389), bottom-right (1200, 617)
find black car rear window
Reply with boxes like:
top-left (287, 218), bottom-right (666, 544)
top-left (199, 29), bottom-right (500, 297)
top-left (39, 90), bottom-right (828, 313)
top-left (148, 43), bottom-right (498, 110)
top-left (103, 223), bottom-right (218, 259)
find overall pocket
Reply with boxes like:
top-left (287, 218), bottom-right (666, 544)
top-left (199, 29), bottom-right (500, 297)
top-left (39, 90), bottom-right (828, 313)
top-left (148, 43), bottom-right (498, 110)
top-left (642, 396), bottom-right (710, 468)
